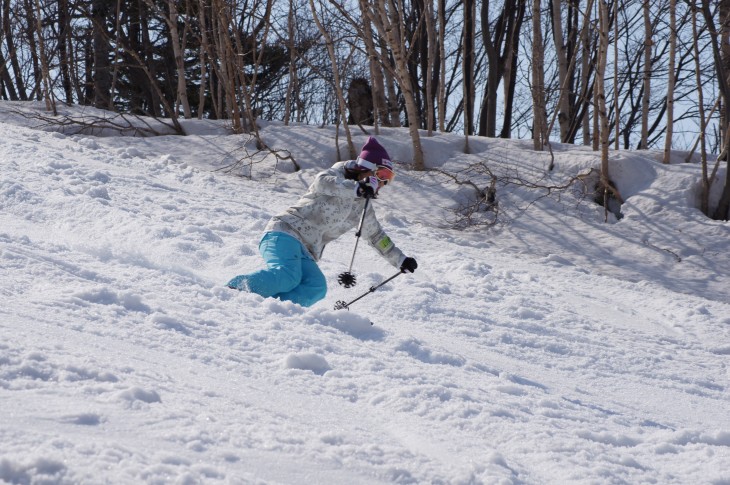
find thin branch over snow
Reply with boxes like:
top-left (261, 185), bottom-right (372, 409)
top-left (0, 105), bottom-right (182, 137)
top-left (430, 161), bottom-right (597, 228)
top-left (215, 133), bottom-right (300, 178)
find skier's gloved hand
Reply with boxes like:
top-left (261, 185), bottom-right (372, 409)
top-left (400, 257), bottom-right (418, 273)
top-left (356, 176), bottom-right (378, 199)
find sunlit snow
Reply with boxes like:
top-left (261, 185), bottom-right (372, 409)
top-left (1, 101), bottom-right (729, 484)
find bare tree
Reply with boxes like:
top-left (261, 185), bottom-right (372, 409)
top-left (210, 0), bottom-right (242, 130)
top-left (580, 0), bottom-right (592, 145)
top-left (425, 0), bottom-right (436, 136)
top-left (662, 0), bottom-right (676, 163)
top-left (463, 0), bottom-right (476, 144)
top-left (197, 0), bottom-right (210, 119)
top-left (92, 0), bottom-right (112, 109)
top-left (531, 0), bottom-right (547, 150)
top-left (613, 0), bottom-right (619, 149)
top-left (639, 0), bottom-right (652, 149)
top-left (284, 0), bottom-right (300, 125)
top-left (551, 0), bottom-right (571, 141)
top-left (163, 0), bottom-right (192, 118)
top-left (479, 0), bottom-right (527, 139)
top-left (2, 0), bottom-right (27, 99)
top-left (131, 0), bottom-right (192, 117)
top-left (57, 0), bottom-right (74, 104)
top-left (701, 0), bottom-right (730, 219)
top-left (438, 0), bottom-right (446, 132)
top-left (33, 0), bottom-right (54, 112)
top-left (593, 0), bottom-right (623, 220)
top-left (367, 0), bottom-right (426, 169)
top-left (691, 3), bottom-right (710, 214)
top-left (545, 0), bottom-right (594, 146)
top-left (546, 0), bottom-right (599, 144)
top-left (358, 0), bottom-right (388, 130)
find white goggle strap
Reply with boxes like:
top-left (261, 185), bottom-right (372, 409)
top-left (356, 157), bottom-right (378, 171)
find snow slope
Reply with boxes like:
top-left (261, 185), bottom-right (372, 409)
top-left (1, 102), bottom-right (729, 484)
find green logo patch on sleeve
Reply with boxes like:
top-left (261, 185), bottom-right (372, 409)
top-left (377, 235), bottom-right (393, 251)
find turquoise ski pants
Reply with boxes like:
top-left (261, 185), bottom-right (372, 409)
top-left (227, 232), bottom-right (327, 307)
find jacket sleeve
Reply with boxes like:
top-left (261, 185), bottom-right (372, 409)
top-left (310, 167), bottom-right (358, 197)
top-left (362, 204), bottom-right (406, 268)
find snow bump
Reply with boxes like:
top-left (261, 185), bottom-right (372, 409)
top-left (283, 353), bottom-right (330, 375)
top-left (118, 386), bottom-right (162, 404)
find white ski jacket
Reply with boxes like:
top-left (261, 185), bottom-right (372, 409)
top-left (263, 162), bottom-right (406, 268)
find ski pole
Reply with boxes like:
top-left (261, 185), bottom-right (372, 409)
top-left (338, 196), bottom-right (371, 288)
top-left (334, 270), bottom-right (402, 310)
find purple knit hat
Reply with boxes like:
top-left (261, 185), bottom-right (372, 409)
top-left (356, 137), bottom-right (393, 171)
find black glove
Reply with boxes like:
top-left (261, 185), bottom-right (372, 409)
top-left (400, 257), bottom-right (418, 273)
top-left (357, 176), bottom-right (378, 199)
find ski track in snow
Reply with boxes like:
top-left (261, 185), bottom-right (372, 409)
top-left (1, 106), bottom-right (730, 484)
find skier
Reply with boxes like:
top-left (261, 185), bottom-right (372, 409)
top-left (226, 137), bottom-right (418, 307)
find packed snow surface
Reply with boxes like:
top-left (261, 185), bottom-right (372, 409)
top-left (1, 102), bottom-right (729, 484)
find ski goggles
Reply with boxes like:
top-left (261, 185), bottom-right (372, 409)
top-left (375, 166), bottom-right (396, 185)
top-left (356, 157), bottom-right (396, 185)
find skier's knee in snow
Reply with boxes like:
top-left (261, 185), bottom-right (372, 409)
top-left (299, 284), bottom-right (327, 307)
top-left (266, 265), bottom-right (302, 294)
top-left (275, 274), bottom-right (327, 307)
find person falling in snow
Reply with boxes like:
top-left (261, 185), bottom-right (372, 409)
top-left (226, 137), bottom-right (418, 307)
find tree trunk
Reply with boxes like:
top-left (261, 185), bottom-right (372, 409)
top-left (33, 0), bottom-right (54, 112)
top-left (23, 0), bottom-right (41, 100)
top-left (57, 0), bottom-right (73, 104)
top-left (212, 0), bottom-right (242, 131)
top-left (716, 0), bottom-right (730, 219)
top-left (109, 0), bottom-right (125, 110)
top-left (425, 0), bottom-right (436, 136)
top-left (479, 0), bottom-right (499, 138)
top-left (700, 0), bottom-right (730, 220)
top-left (141, 2), bottom-right (162, 116)
top-left (0, 50), bottom-right (18, 100)
top-left (3, 0), bottom-right (27, 100)
top-left (380, 36), bottom-right (399, 126)
top-left (197, 0), bottom-right (210, 119)
top-left (580, 0), bottom-right (592, 145)
top-left (551, 0), bottom-right (571, 141)
top-left (640, 0), bottom-right (651, 149)
top-left (164, 0), bottom-right (192, 118)
top-left (500, 0), bottom-right (526, 138)
top-left (359, 0), bottom-right (387, 130)
top-left (438, 0), bottom-right (446, 132)
top-left (531, 0), bottom-right (547, 150)
top-left (722, 0), bottom-right (730, 153)
top-left (613, 0), bottom-right (619, 150)
top-left (691, 5), bottom-right (709, 215)
top-left (597, 0), bottom-right (612, 221)
top-left (284, 0), bottom-right (295, 125)
top-left (593, 75), bottom-right (599, 150)
top-left (92, 0), bottom-right (112, 109)
top-left (463, 0), bottom-right (475, 141)
top-left (662, 0), bottom-right (676, 163)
